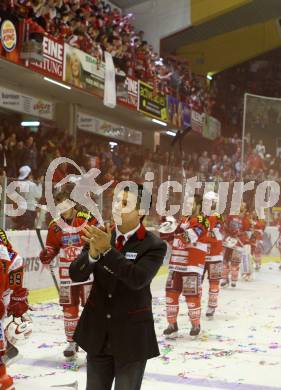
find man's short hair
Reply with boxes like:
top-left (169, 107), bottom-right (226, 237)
top-left (123, 184), bottom-right (152, 222)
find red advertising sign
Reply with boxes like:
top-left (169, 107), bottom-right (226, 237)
top-left (25, 35), bottom-right (64, 80)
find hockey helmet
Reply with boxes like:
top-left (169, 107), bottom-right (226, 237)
top-left (5, 318), bottom-right (33, 346)
top-left (158, 216), bottom-right (178, 234)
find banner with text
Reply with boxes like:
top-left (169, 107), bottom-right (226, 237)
top-left (138, 80), bottom-right (167, 121)
top-left (63, 44), bottom-right (105, 95)
top-left (78, 112), bottom-right (142, 145)
top-left (0, 86), bottom-right (54, 120)
top-left (117, 77), bottom-right (138, 109)
top-left (203, 115), bottom-right (221, 140)
top-left (191, 109), bottom-right (205, 134)
top-left (7, 230), bottom-right (59, 291)
top-left (25, 35), bottom-right (64, 80)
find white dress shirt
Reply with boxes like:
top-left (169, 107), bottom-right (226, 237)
top-left (89, 223), bottom-right (141, 263)
top-left (115, 223), bottom-right (141, 246)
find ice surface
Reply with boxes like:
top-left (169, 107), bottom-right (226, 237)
top-left (9, 263), bottom-right (281, 389)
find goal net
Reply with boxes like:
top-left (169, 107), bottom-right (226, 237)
top-left (242, 93), bottom-right (281, 170)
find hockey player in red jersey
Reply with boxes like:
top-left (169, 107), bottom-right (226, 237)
top-left (203, 192), bottom-right (224, 318)
top-left (39, 191), bottom-right (98, 358)
top-left (222, 203), bottom-right (251, 287)
top-left (221, 213), bottom-right (243, 288)
top-left (0, 229), bottom-right (29, 390)
top-left (160, 194), bottom-right (209, 338)
top-left (251, 214), bottom-right (265, 271)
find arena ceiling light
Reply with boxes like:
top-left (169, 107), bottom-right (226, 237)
top-left (109, 141), bottom-right (118, 149)
top-left (21, 121), bottom-right (40, 127)
top-left (152, 118), bottom-right (168, 127)
top-left (44, 77), bottom-right (71, 90)
top-left (207, 74), bottom-right (213, 81)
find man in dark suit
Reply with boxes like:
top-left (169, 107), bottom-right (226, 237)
top-left (69, 184), bottom-right (167, 390)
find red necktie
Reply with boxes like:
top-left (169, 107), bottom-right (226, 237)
top-left (115, 235), bottom-right (125, 251)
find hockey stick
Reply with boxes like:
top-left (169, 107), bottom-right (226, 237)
top-left (36, 229), bottom-right (60, 293)
top-left (265, 232), bottom-right (281, 255)
top-left (51, 381), bottom-right (78, 389)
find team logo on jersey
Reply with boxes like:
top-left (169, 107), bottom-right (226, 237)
top-left (63, 245), bottom-right (81, 260)
top-left (1, 20), bottom-right (17, 52)
top-left (62, 234), bottom-right (80, 246)
top-left (194, 227), bottom-right (203, 236)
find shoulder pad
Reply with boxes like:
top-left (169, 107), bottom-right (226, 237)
top-left (214, 213), bottom-right (224, 221)
top-left (49, 219), bottom-right (62, 233)
top-left (49, 218), bottom-right (59, 227)
top-left (76, 211), bottom-right (94, 221)
top-left (0, 229), bottom-right (9, 245)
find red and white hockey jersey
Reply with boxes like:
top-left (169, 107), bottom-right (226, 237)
top-left (206, 214), bottom-right (224, 262)
top-left (45, 211), bottom-right (98, 287)
top-left (0, 230), bottom-right (24, 353)
top-left (167, 215), bottom-right (209, 275)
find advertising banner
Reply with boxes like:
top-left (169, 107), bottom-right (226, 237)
top-left (117, 77), bottom-right (138, 109)
top-left (7, 230), bottom-right (59, 291)
top-left (138, 80), bottom-right (167, 121)
top-left (0, 12), bottom-right (22, 64)
top-left (63, 44), bottom-right (105, 95)
top-left (191, 109), bottom-right (205, 134)
top-left (25, 35), bottom-right (64, 80)
top-left (78, 112), bottom-right (142, 145)
top-left (203, 115), bottom-right (221, 140)
top-left (167, 95), bottom-right (191, 129)
top-left (0, 86), bottom-right (54, 120)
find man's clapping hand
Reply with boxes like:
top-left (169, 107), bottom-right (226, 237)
top-left (82, 224), bottom-right (112, 259)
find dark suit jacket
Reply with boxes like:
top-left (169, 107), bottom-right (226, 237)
top-left (69, 226), bottom-right (167, 367)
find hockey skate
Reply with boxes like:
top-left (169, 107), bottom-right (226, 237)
top-left (221, 279), bottom-right (229, 287)
top-left (163, 323), bottom-right (178, 338)
top-left (206, 307), bottom-right (215, 318)
top-left (255, 264), bottom-right (261, 271)
top-left (0, 365), bottom-right (15, 390)
top-left (63, 342), bottom-right (78, 359)
top-left (190, 325), bottom-right (201, 337)
top-left (231, 281), bottom-right (237, 287)
top-left (242, 273), bottom-right (251, 282)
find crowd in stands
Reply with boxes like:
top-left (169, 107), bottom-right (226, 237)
top-left (1, 114), bottom-right (281, 228)
top-left (0, 119), bottom-right (145, 184)
top-left (1, 116), bottom-right (281, 187)
top-left (2, 0), bottom-right (212, 113)
top-left (211, 48), bottom-right (281, 134)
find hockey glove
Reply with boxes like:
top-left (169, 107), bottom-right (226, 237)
top-left (39, 246), bottom-right (57, 264)
top-left (7, 288), bottom-right (29, 318)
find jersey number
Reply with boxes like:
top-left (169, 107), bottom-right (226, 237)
top-left (9, 272), bottom-right (22, 286)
